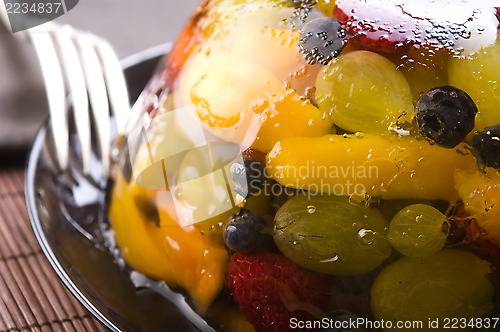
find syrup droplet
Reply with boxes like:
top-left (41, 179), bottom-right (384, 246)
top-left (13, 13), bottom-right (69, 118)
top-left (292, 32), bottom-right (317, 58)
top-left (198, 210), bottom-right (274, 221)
top-left (358, 228), bottom-right (375, 245)
top-left (320, 254), bottom-right (339, 263)
top-left (307, 205), bottom-right (316, 213)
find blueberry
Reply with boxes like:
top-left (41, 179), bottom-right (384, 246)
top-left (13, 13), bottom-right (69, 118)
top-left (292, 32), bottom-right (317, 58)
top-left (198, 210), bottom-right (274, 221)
top-left (223, 209), bottom-right (265, 253)
top-left (287, 5), bottom-right (324, 31)
top-left (230, 155), bottom-right (265, 198)
top-left (298, 17), bottom-right (347, 65)
top-left (415, 86), bottom-right (477, 148)
top-left (473, 124), bottom-right (500, 169)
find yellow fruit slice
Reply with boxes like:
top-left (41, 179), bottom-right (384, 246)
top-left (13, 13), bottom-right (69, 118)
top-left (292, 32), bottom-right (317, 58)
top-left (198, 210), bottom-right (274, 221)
top-left (109, 174), bottom-right (228, 314)
top-left (315, 0), bottom-right (335, 16)
top-left (202, 0), bottom-right (292, 44)
top-left (110, 175), bottom-right (172, 281)
top-left (189, 51), bottom-right (332, 152)
top-left (232, 27), bottom-right (321, 96)
top-left (176, 6), bottom-right (297, 107)
top-left (156, 206), bottom-right (228, 314)
top-left (266, 134), bottom-right (476, 201)
top-left (190, 51), bottom-right (286, 146)
top-left (395, 46), bottom-right (449, 102)
top-left (252, 91), bottom-right (332, 152)
top-left (455, 168), bottom-right (500, 243)
top-left (177, 27), bottom-right (330, 152)
top-left (449, 40), bottom-right (500, 132)
top-left (191, 52), bottom-right (283, 128)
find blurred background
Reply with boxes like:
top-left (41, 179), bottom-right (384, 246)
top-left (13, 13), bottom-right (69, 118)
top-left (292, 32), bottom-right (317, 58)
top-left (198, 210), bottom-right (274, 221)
top-left (0, 0), bottom-right (201, 152)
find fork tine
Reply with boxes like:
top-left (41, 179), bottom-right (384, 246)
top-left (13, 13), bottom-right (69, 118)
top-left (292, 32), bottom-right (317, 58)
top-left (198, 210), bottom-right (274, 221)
top-left (93, 38), bottom-right (130, 135)
top-left (29, 26), bottom-right (69, 172)
top-left (74, 32), bottom-right (111, 177)
top-left (52, 25), bottom-right (92, 175)
top-left (25, 21), bottom-right (129, 178)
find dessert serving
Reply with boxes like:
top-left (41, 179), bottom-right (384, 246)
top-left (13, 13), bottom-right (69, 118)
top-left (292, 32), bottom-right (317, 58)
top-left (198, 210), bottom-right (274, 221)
top-left (108, 0), bottom-right (500, 331)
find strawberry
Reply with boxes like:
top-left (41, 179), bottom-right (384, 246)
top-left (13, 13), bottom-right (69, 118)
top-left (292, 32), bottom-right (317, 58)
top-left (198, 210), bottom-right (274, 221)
top-left (450, 204), bottom-right (500, 273)
top-left (334, 0), bottom-right (500, 55)
top-left (226, 252), bottom-right (330, 332)
top-left (333, 0), bottom-right (417, 54)
top-left (242, 147), bottom-right (267, 164)
top-left (464, 220), bottom-right (500, 272)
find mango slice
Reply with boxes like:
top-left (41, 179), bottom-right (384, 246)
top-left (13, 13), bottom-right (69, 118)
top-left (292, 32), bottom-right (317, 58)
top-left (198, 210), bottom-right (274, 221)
top-left (232, 27), bottom-right (321, 96)
top-left (190, 51), bottom-right (286, 146)
top-left (266, 134), bottom-right (476, 201)
top-left (110, 175), bottom-right (172, 281)
top-left (109, 174), bottom-right (228, 314)
top-left (189, 51), bottom-right (331, 152)
top-left (315, 0), bottom-right (336, 16)
top-left (455, 168), bottom-right (500, 243)
top-left (176, 26), bottom-right (329, 152)
top-left (395, 47), bottom-right (449, 103)
top-left (156, 207), bottom-right (228, 314)
top-left (252, 91), bottom-right (332, 152)
top-left (449, 39), bottom-right (500, 132)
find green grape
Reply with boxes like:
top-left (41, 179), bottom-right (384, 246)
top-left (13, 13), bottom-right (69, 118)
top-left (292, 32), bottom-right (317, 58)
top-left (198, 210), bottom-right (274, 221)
top-left (273, 194), bottom-right (392, 276)
top-left (388, 204), bottom-right (449, 258)
top-left (377, 199), bottom-right (434, 222)
top-left (315, 50), bottom-right (414, 133)
top-left (371, 250), bottom-right (494, 332)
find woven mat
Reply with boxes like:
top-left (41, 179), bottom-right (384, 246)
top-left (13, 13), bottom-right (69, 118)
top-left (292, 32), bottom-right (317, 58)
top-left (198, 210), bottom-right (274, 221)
top-left (0, 166), bottom-right (108, 332)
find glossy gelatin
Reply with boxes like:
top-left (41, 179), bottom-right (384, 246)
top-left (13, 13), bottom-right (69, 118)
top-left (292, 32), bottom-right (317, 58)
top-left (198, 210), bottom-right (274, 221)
top-left (109, 0), bottom-right (500, 331)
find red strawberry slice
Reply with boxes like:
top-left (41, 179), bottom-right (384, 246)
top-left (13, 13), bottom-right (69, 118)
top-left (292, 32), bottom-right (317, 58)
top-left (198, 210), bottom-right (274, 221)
top-left (226, 252), bottom-right (331, 332)
top-left (464, 219), bottom-right (500, 272)
top-left (334, 0), bottom-right (500, 55)
top-left (450, 204), bottom-right (500, 273)
top-left (334, 0), bottom-right (417, 54)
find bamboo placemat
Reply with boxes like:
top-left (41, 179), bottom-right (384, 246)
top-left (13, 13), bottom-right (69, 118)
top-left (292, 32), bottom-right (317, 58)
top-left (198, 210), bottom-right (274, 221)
top-left (0, 163), bottom-right (109, 332)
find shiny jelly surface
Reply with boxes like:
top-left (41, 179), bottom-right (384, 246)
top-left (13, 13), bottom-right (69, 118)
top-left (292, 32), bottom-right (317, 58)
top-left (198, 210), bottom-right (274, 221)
top-left (109, 1), bottom-right (500, 331)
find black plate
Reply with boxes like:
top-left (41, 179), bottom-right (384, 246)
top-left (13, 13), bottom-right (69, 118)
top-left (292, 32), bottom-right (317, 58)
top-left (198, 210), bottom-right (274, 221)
top-left (25, 44), bottom-right (208, 332)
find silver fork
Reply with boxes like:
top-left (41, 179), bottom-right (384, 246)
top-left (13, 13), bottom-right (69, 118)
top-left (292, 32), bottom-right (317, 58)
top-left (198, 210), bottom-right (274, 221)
top-left (3, 14), bottom-right (218, 331)
top-left (1, 14), bottom-right (130, 177)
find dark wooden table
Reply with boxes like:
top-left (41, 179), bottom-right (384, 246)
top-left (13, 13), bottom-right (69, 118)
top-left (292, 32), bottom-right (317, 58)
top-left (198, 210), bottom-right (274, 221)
top-left (0, 154), bottom-right (108, 331)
